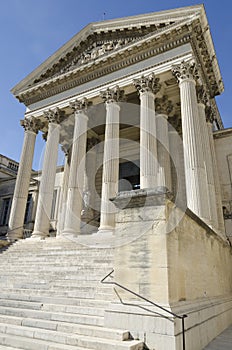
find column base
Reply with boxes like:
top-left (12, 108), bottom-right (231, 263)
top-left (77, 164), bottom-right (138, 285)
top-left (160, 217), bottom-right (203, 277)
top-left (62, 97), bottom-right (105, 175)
top-left (61, 229), bottom-right (81, 237)
top-left (98, 225), bottom-right (115, 234)
top-left (7, 230), bottom-right (23, 242)
top-left (31, 231), bottom-right (49, 240)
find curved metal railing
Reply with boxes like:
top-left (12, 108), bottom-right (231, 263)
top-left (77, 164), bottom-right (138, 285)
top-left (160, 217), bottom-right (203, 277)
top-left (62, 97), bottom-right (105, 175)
top-left (101, 269), bottom-right (188, 350)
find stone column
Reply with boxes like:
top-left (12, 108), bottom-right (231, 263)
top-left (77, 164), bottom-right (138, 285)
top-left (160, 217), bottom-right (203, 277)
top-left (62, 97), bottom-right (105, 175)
top-left (56, 146), bottom-right (70, 236)
top-left (32, 109), bottom-right (62, 238)
top-left (7, 117), bottom-right (40, 241)
top-left (206, 106), bottom-right (225, 236)
top-left (197, 86), bottom-right (218, 229)
top-left (62, 99), bottom-right (89, 236)
top-left (172, 61), bottom-right (210, 222)
top-left (169, 125), bottom-right (187, 208)
top-left (82, 137), bottom-right (99, 232)
top-left (98, 86), bottom-right (123, 232)
top-left (134, 74), bottom-right (161, 189)
top-left (155, 95), bottom-right (173, 190)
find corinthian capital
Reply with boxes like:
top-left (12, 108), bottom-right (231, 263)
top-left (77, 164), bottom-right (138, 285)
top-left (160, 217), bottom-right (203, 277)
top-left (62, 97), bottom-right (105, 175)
top-left (44, 108), bottom-right (65, 124)
top-left (196, 85), bottom-right (209, 105)
top-left (70, 98), bottom-right (90, 114)
top-left (20, 116), bottom-right (42, 134)
top-left (205, 105), bottom-right (215, 123)
top-left (172, 60), bottom-right (199, 83)
top-left (100, 86), bottom-right (124, 103)
top-left (155, 95), bottom-right (174, 115)
top-left (134, 73), bottom-right (161, 94)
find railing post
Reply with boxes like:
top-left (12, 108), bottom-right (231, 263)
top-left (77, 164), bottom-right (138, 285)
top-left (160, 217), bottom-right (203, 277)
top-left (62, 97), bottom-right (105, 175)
top-left (182, 315), bottom-right (187, 350)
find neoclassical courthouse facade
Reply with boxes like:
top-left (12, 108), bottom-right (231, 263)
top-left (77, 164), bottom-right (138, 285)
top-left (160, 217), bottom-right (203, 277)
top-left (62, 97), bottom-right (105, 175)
top-left (0, 5), bottom-right (232, 350)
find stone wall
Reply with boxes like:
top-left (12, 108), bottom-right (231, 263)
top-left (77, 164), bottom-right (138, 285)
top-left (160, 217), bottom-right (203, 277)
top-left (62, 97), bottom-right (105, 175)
top-left (104, 189), bottom-right (232, 350)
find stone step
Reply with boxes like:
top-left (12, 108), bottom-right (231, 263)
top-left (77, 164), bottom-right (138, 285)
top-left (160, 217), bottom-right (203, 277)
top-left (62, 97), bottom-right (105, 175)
top-left (2, 266), bottom-right (112, 273)
top-left (3, 281), bottom-right (112, 293)
top-left (0, 268), bottom-right (110, 282)
top-left (0, 314), bottom-right (129, 341)
top-left (0, 275), bottom-right (108, 284)
top-left (0, 299), bottom-right (105, 317)
top-left (0, 305), bottom-right (104, 326)
top-left (0, 287), bottom-right (113, 299)
top-left (0, 323), bottom-right (143, 350)
top-left (0, 293), bottom-right (109, 308)
top-left (0, 333), bottom-right (92, 350)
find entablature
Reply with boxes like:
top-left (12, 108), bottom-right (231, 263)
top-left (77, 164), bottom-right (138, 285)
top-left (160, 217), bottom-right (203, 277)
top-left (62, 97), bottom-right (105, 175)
top-left (12, 5), bottom-right (223, 109)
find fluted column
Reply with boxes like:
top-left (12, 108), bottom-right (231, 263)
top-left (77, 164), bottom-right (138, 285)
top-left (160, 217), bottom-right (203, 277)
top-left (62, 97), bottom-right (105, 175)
top-left (134, 74), bottom-right (161, 189)
top-left (7, 117), bottom-right (40, 241)
top-left (32, 109), bottom-right (62, 238)
top-left (169, 125), bottom-right (187, 208)
top-left (206, 106), bottom-right (225, 236)
top-left (62, 99), bottom-right (89, 235)
top-left (172, 61), bottom-right (210, 222)
top-left (56, 146), bottom-right (70, 236)
top-left (155, 95), bottom-right (173, 190)
top-left (82, 137), bottom-right (99, 232)
top-left (98, 86), bottom-right (123, 232)
top-left (197, 87), bottom-right (218, 228)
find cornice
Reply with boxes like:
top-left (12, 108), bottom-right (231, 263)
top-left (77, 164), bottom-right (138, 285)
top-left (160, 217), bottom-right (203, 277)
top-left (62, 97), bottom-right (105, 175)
top-left (16, 22), bottom-right (193, 105)
top-left (15, 17), bottom-right (222, 107)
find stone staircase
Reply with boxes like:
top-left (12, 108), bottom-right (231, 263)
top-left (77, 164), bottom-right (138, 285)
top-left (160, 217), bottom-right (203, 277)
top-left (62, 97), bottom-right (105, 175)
top-left (0, 237), bottom-right (144, 350)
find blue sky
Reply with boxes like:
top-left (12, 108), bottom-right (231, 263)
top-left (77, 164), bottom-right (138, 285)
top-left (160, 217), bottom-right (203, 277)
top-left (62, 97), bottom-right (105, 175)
top-left (0, 0), bottom-right (231, 169)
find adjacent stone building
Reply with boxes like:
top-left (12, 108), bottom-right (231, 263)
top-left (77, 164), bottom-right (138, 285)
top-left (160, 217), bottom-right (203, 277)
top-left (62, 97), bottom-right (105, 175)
top-left (1, 4), bottom-right (232, 350)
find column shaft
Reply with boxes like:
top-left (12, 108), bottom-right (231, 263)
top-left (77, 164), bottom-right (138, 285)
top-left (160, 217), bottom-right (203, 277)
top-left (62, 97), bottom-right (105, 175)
top-left (56, 152), bottom-right (70, 235)
top-left (180, 79), bottom-right (210, 221)
top-left (82, 139), bottom-right (98, 232)
top-left (207, 122), bottom-right (225, 236)
top-left (140, 91), bottom-right (158, 188)
top-left (156, 114), bottom-right (172, 190)
top-left (32, 120), bottom-right (60, 238)
top-left (99, 101), bottom-right (120, 232)
top-left (169, 129), bottom-right (187, 207)
top-left (198, 102), bottom-right (218, 228)
top-left (63, 105), bottom-right (88, 235)
top-left (7, 120), bottom-right (38, 241)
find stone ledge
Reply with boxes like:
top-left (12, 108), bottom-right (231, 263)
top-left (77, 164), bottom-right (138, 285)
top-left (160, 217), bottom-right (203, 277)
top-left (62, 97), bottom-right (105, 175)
top-left (111, 187), bottom-right (173, 209)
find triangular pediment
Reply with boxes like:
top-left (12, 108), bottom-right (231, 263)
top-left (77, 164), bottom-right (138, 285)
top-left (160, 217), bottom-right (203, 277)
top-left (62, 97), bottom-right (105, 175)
top-left (12, 5), bottom-right (203, 94)
top-left (12, 4), bottom-right (223, 103)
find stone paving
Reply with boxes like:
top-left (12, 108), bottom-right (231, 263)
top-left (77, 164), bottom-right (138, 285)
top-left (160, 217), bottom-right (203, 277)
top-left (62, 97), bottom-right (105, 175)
top-left (204, 324), bottom-right (232, 349)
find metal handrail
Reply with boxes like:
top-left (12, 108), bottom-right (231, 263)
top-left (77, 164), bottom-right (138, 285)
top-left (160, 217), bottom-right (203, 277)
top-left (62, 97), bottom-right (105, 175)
top-left (101, 269), bottom-right (187, 350)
